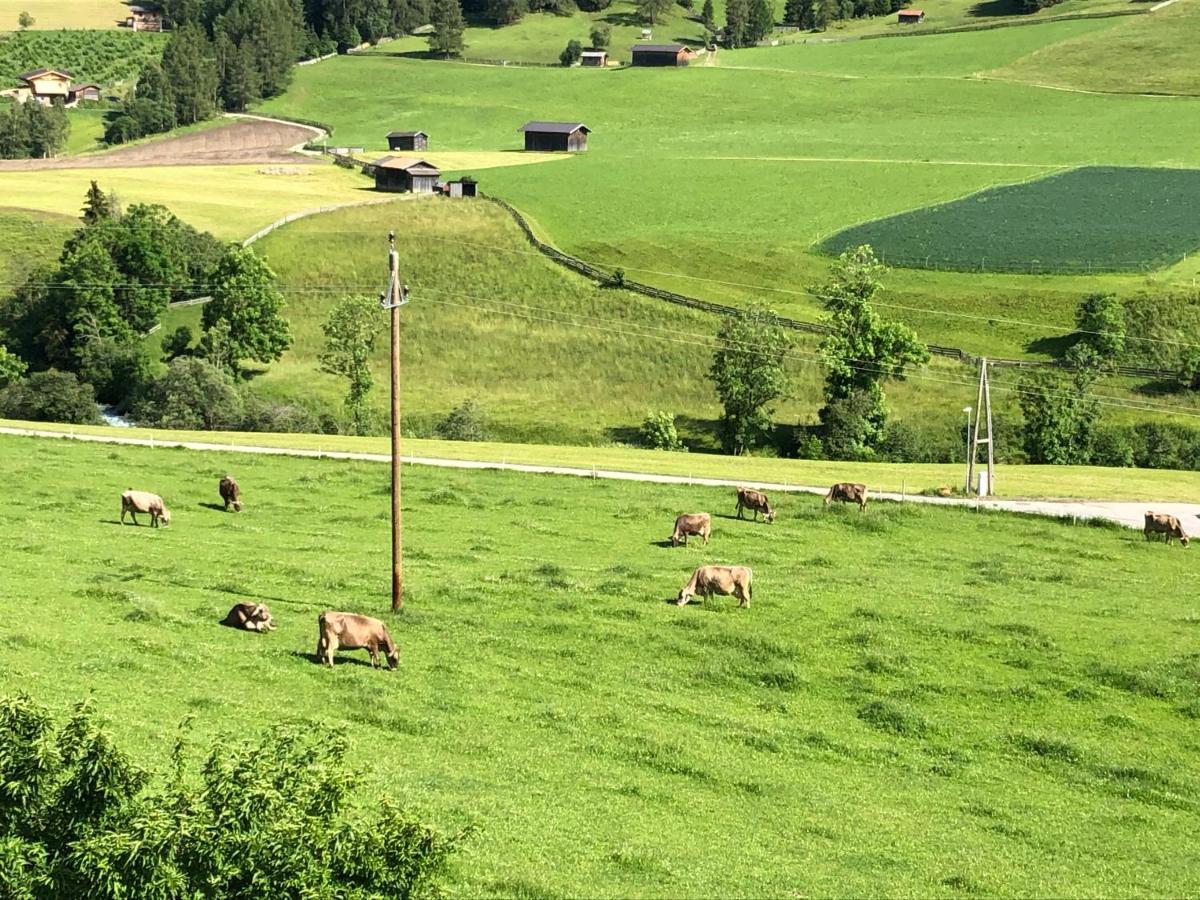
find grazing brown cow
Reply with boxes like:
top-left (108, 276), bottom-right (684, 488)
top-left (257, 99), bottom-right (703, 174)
top-left (676, 565), bottom-right (753, 608)
top-left (735, 488), bottom-right (775, 523)
top-left (317, 612), bottom-right (399, 669)
top-left (824, 482), bottom-right (868, 511)
top-left (671, 513), bottom-right (711, 547)
top-left (1144, 512), bottom-right (1189, 546)
top-left (219, 475), bottom-right (242, 512)
top-left (222, 602), bottom-right (276, 632)
top-left (120, 490), bottom-right (171, 527)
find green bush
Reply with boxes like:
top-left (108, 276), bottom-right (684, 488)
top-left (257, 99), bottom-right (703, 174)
top-left (436, 398), bottom-right (488, 442)
top-left (0, 370), bottom-right (101, 424)
top-left (130, 357), bottom-right (243, 430)
top-left (639, 410), bottom-right (686, 451)
top-left (0, 694), bottom-right (466, 899)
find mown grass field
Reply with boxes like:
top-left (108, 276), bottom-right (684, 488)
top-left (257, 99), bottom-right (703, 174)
top-left (9, 418), bottom-right (1200, 500)
top-left (3, 433), bottom-right (1200, 895)
top-left (985, 0), bottom-right (1200, 96)
top-left (0, 206), bottom-right (75, 280)
top-left (0, 162), bottom-right (373, 240)
top-left (0, 0), bottom-right (126, 31)
top-left (821, 166), bottom-right (1200, 274)
top-left (260, 21), bottom-right (1200, 361)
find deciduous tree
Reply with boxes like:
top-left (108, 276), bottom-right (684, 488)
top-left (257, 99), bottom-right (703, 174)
top-left (637, 0), bottom-right (674, 24)
top-left (709, 303), bottom-right (791, 454)
top-left (201, 245), bottom-right (291, 369)
top-left (1019, 368), bottom-right (1099, 464)
top-left (319, 295), bottom-right (381, 435)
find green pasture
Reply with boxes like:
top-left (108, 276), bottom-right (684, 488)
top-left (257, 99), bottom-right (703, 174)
top-left (821, 166), bottom-right (1200, 274)
top-left (986, 0), bottom-right (1200, 96)
top-left (0, 205), bottom-right (75, 280)
top-left (9, 419), bottom-right (1200, 500)
top-left (260, 28), bottom-right (1200, 359)
top-left (3, 434), bottom-right (1200, 895)
top-left (0, 162), bottom-right (373, 240)
top-left (62, 105), bottom-right (107, 153)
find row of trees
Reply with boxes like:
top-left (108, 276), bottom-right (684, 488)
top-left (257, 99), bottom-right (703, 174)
top-left (0, 184), bottom-right (292, 422)
top-left (782, 0), bottom-right (907, 32)
top-left (0, 100), bottom-right (69, 160)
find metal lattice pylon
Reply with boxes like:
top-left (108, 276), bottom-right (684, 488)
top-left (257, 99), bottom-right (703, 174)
top-left (966, 358), bottom-right (995, 497)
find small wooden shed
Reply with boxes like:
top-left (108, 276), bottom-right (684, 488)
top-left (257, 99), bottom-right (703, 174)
top-left (518, 121), bottom-right (590, 153)
top-left (580, 50), bottom-right (608, 67)
top-left (447, 178), bottom-right (478, 198)
top-left (373, 156), bottom-right (440, 193)
top-left (897, 8), bottom-right (924, 23)
top-left (630, 43), bottom-right (694, 67)
top-left (387, 130), bottom-right (429, 151)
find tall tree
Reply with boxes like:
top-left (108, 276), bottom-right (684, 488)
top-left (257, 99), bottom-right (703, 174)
top-left (215, 32), bottom-right (262, 111)
top-left (783, 0), bottom-right (805, 24)
top-left (709, 304), bottom-right (791, 455)
top-left (54, 232), bottom-right (130, 356)
top-left (163, 24), bottom-right (218, 125)
top-left (1019, 368), bottom-right (1099, 465)
top-left (201, 245), bottom-right (291, 368)
top-left (817, 245), bottom-right (928, 456)
top-left (429, 0), bottom-right (466, 56)
top-left (748, 0), bottom-right (773, 41)
top-left (1067, 292), bottom-right (1125, 372)
top-left (320, 296), bottom-right (382, 435)
top-left (81, 181), bottom-right (118, 225)
top-left (636, 0), bottom-right (674, 23)
top-left (724, 0), bottom-right (750, 46)
top-left (700, 0), bottom-right (715, 28)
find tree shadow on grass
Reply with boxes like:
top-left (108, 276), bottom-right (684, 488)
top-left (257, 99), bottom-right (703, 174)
top-left (1025, 333), bottom-right (1075, 357)
top-left (967, 0), bottom-right (1030, 17)
top-left (1131, 379), bottom-right (1186, 397)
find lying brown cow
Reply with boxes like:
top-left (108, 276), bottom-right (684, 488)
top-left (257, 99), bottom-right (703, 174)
top-left (735, 488), bottom-right (775, 523)
top-left (1144, 511), bottom-right (1189, 546)
top-left (676, 565), bottom-right (753, 608)
top-left (671, 513), bottom-right (711, 547)
top-left (222, 602), bottom-right (276, 632)
top-left (825, 482), bottom-right (868, 511)
top-left (317, 611), bottom-right (399, 669)
top-left (120, 490), bottom-right (171, 527)
top-left (219, 475), bottom-right (242, 512)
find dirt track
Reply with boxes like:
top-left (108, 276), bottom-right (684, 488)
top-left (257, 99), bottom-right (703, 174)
top-left (0, 116), bottom-right (323, 171)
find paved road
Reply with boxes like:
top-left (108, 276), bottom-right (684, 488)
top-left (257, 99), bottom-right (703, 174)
top-left (2, 425), bottom-right (1196, 534)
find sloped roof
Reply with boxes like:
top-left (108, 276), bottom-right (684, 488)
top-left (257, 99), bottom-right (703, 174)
top-left (518, 121), bottom-right (590, 135)
top-left (373, 156), bottom-right (440, 175)
top-left (631, 43), bottom-right (690, 53)
top-left (18, 67), bottom-right (73, 81)
top-left (387, 130), bottom-right (428, 138)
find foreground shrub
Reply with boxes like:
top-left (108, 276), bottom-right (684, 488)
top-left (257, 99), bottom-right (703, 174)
top-left (640, 411), bottom-right (686, 451)
top-left (436, 399), bottom-right (487, 442)
top-left (131, 357), bottom-right (243, 430)
top-left (0, 695), bottom-right (467, 899)
top-left (0, 370), bottom-right (101, 424)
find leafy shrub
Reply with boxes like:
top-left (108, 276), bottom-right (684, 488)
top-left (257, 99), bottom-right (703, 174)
top-left (559, 38), bottom-right (583, 66)
top-left (130, 357), bottom-right (243, 430)
top-left (160, 325), bottom-right (194, 362)
top-left (639, 411), bottom-right (686, 451)
top-left (0, 370), bottom-right (101, 424)
top-left (0, 694), bottom-right (466, 899)
top-left (436, 398), bottom-right (487, 442)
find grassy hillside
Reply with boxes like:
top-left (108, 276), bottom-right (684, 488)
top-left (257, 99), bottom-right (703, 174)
top-left (260, 25), bottom-right (1200, 360)
top-left (0, 206), bottom-right (75, 280)
top-left (0, 0), bottom-right (127, 31)
top-left (3, 433), bottom-right (1200, 895)
top-left (0, 162), bottom-right (373, 240)
top-left (0, 29), bottom-right (165, 86)
top-left (10, 419), bottom-right (1200, 500)
top-left (986, 0), bottom-right (1200, 96)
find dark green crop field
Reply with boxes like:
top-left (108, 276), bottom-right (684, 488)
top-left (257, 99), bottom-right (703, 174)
top-left (3, 433), bottom-right (1200, 896)
top-left (821, 166), bottom-right (1200, 274)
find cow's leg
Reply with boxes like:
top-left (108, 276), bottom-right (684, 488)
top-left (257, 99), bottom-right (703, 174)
top-left (736, 502), bottom-right (743, 519)
top-left (703, 531), bottom-right (709, 546)
top-left (369, 641), bottom-right (381, 668)
top-left (323, 636), bottom-right (337, 667)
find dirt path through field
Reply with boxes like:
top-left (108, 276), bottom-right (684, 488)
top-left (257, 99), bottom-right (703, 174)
top-left (0, 115), bottom-right (323, 171)
top-left (2, 425), bottom-right (1196, 534)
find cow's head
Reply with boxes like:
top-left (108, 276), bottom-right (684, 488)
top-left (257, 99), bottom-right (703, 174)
top-left (1181, 534), bottom-right (1190, 547)
top-left (675, 590), bottom-right (690, 606)
top-left (385, 647), bottom-right (400, 669)
top-left (159, 508), bottom-right (171, 526)
top-left (765, 508), bottom-right (776, 524)
top-left (232, 499), bottom-right (243, 512)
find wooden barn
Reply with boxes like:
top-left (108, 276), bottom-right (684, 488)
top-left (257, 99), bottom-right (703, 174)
top-left (446, 178), bottom-right (478, 198)
top-left (580, 50), bottom-right (608, 67)
top-left (125, 4), bottom-right (166, 31)
top-left (518, 121), bottom-right (590, 153)
top-left (387, 130), bottom-right (429, 151)
top-left (373, 156), bottom-right (440, 193)
top-left (897, 8), bottom-right (924, 23)
top-left (630, 43), bottom-right (694, 67)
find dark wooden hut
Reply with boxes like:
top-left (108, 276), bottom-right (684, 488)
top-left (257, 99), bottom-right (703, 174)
top-left (897, 8), bottom-right (924, 22)
top-left (518, 121), bottom-right (590, 152)
top-left (447, 177), bottom-right (478, 198)
top-left (373, 156), bottom-right (440, 193)
top-left (386, 130), bottom-right (429, 151)
top-left (630, 44), bottom-right (694, 67)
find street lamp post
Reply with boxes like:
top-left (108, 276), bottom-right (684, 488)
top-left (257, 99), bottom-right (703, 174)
top-left (962, 406), bottom-right (972, 494)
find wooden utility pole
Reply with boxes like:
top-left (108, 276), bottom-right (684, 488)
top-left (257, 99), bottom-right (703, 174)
top-left (382, 231), bottom-right (408, 610)
top-left (966, 358), bottom-right (995, 497)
